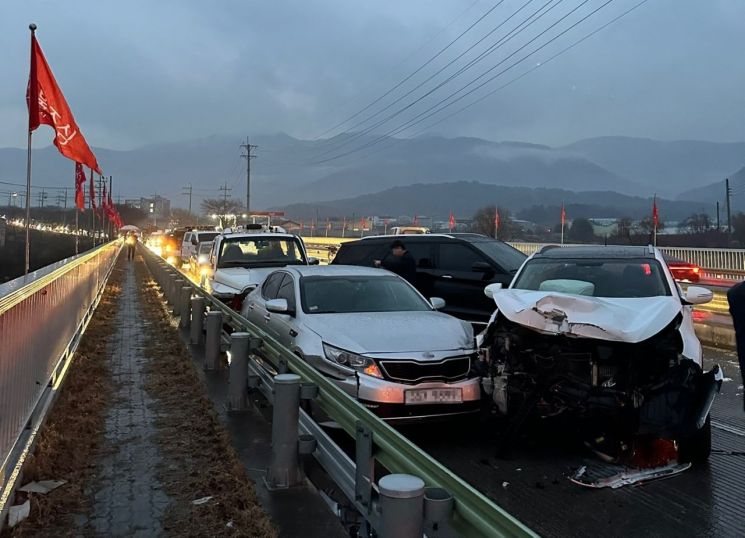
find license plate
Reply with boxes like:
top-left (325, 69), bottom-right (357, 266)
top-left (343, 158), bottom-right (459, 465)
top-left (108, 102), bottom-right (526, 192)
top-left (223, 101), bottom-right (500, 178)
top-left (404, 388), bottom-right (462, 405)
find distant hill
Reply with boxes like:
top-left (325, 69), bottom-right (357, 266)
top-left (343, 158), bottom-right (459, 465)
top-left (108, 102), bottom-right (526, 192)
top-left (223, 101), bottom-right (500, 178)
top-left (2, 134), bottom-right (743, 210)
top-left (677, 165), bottom-right (745, 211)
top-left (274, 181), bottom-right (710, 222)
top-left (563, 136), bottom-right (745, 197)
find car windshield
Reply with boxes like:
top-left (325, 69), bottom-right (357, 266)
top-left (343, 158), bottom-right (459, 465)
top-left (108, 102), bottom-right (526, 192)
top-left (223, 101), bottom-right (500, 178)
top-left (300, 275), bottom-right (432, 314)
top-left (218, 237), bottom-right (306, 268)
top-left (472, 240), bottom-right (526, 272)
top-left (198, 242), bottom-right (213, 255)
top-left (512, 257), bottom-right (671, 298)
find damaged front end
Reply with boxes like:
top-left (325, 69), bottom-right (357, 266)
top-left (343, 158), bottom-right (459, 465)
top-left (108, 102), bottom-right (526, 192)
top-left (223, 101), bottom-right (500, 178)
top-left (479, 292), bottom-right (723, 459)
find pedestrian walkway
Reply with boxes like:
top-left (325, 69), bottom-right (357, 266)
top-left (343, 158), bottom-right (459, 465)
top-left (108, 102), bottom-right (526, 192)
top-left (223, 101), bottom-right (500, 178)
top-left (84, 262), bottom-right (171, 536)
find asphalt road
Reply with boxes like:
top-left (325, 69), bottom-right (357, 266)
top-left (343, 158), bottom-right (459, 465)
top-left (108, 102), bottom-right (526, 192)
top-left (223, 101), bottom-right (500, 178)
top-left (402, 348), bottom-right (744, 538)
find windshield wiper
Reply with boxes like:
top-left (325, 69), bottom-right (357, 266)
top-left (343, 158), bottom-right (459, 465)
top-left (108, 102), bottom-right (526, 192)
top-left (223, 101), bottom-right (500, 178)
top-left (218, 261), bottom-right (252, 268)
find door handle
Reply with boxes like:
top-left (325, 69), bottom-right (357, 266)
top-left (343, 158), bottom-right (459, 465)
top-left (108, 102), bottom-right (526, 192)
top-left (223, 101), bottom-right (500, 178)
top-left (263, 314), bottom-right (271, 321)
top-left (248, 304), bottom-right (255, 310)
top-left (441, 274), bottom-right (453, 279)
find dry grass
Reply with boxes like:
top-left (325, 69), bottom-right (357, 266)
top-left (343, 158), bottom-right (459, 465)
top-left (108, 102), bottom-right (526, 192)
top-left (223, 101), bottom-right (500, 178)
top-left (6, 258), bottom-right (124, 537)
top-left (134, 257), bottom-right (277, 538)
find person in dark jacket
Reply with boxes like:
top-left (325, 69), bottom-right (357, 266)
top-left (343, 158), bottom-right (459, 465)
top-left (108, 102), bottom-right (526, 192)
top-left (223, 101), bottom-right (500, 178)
top-left (374, 239), bottom-right (417, 285)
top-left (726, 281), bottom-right (745, 411)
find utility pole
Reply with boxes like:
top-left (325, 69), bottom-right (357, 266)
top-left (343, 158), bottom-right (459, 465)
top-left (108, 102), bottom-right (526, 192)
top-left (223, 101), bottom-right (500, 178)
top-left (182, 183), bottom-right (193, 214)
top-left (240, 137), bottom-right (257, 218)
top-left (63, 187), bottom-right (68, 209)
top-left (218, 182), bottom-right (232, 226)
top-left (716, 201), bottom-right (720, 232)
top-left (37, 188), bottom-right (47, 207)
top-left (726, 178), bottom-right (732, 235)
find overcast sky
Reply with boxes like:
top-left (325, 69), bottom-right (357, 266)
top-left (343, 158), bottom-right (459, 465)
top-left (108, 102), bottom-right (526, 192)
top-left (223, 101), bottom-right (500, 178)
top-left (2, 0), bottom-right (744, 151)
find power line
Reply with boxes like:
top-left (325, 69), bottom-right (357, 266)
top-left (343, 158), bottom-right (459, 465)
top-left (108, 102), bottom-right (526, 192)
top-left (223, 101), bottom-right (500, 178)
top-left (311, 0), bottom-right (560, 160)
top-left (312, 0), bottom-right (617, 165)
top-left (240, 137), bottom-right (258, 213)
top-left (311, 0), bottom-right (507, 140)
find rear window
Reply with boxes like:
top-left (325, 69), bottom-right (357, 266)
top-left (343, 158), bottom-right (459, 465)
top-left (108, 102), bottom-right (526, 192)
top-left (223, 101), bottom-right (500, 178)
top-left (332, 243), bottom-right (387, 266)
top-left (197, 232), bottom-right (219, 242)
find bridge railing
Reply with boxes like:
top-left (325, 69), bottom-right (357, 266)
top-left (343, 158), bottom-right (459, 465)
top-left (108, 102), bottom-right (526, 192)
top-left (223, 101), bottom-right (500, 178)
top-left (140, 246), bottom-right (537, 538)
top-left (0, 242), bottom-right (120, 522)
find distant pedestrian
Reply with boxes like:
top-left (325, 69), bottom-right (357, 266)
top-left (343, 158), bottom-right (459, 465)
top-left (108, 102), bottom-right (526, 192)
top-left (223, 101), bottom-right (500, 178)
top-left (125, 232), bottom-right (136, 261)
top-left (726, 281), bottom-right (745, 411)
top-left (374, 239), bottom-right (416, 285)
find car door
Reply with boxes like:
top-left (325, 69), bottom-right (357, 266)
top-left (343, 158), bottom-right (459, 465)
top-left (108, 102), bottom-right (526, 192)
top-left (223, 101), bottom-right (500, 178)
top-left (244, 272), bottom-right (284, 335)
top-left (431, 241), bottom-right (504, 321)
top-left (272, 273), bottom-right (299, 348)
top-left (402, 240), bottom-right (436, 300)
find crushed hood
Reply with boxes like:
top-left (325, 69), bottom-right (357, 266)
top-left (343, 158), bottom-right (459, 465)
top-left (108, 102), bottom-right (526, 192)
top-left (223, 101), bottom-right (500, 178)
top-left (492, 289), bottom-right (683, 343)
top-left (212, 267), bottom-right (276, 294)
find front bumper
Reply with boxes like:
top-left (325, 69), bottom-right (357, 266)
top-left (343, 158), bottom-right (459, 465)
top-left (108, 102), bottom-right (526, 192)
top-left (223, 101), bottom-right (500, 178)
top-left (335, 374), bottom-right (482, 421)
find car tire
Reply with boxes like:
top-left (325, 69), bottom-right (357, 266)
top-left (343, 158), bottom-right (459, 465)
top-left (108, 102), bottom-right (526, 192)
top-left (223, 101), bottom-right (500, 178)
top-left (677, 415), bottom-right (712, 464)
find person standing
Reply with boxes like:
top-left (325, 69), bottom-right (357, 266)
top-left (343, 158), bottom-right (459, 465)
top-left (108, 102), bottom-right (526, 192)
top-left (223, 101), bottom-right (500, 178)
top-left (726, 281), bottom-right (745, 411)
top-left (125, 232), bottom-right (136, 261)
top-left (374, 239), bottom-right (417, 285)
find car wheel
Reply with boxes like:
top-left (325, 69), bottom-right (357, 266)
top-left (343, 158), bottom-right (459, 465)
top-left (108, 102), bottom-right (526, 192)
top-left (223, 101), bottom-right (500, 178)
top-left (678, 415), bottom-right (712, 464)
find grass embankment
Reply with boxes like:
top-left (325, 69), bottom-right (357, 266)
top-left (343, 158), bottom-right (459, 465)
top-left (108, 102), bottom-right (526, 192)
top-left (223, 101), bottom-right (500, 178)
top-left (135, 256), bottom-right (277, 537)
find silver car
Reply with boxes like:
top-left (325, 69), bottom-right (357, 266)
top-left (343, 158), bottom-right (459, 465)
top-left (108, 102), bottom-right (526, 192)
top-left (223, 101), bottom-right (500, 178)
top-left (241, 265), bottom-right (481, 421)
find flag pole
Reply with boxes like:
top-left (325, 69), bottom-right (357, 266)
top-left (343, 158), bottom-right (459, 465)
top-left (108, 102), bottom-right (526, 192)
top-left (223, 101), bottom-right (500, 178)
top-left (90, 168), bottom-right (95, 246)
top-left (653, 193), bottom-right (658, 247)
top-left (74, 163), bottom-right (79, 254)
top-left (24, 23), bottom-right (38, 275)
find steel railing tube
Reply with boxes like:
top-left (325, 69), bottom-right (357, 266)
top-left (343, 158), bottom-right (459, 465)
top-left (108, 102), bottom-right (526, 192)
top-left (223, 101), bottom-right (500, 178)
top-left (204, 311), bottom-right (222, 371)
top-left (190, 297), bottom-right (206, 344)
top-left (228, 332), bottom-right (250, 411)
top-left (267, 373), bottom-right (303, 489)
top-left (179, 287), bottom-right (192, 328)
top-left (378, 474), bottom-right (425, 538)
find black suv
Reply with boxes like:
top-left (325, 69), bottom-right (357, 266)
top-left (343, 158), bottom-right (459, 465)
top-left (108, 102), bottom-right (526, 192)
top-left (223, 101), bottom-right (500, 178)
top-left (331, 234), bottom-right (526, 324)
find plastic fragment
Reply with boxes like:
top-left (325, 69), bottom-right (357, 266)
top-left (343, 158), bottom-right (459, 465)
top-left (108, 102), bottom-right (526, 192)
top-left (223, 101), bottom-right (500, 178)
top-left (8, 500), bottom-right (30, 527)
top-left (192, 496), bottom-right (213, 505)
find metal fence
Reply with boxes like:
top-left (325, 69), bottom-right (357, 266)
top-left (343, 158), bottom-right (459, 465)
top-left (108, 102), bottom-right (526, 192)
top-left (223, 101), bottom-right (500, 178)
top-left (0, 242), bottom-right (120, 521)
top-left (508, 242), bottom-right (745, 280)
top-left (141, 246), bottom-right (537, 537)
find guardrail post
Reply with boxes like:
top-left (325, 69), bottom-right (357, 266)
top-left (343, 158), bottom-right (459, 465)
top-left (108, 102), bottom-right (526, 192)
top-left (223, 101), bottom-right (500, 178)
top-left (172, 278), bottom-right (185, 314)
top-left (190, 297), bottom-right (206, 344)
top-left (204, 311), bottom-right (222, 370)
top-left (179, 287), bottom-right (192, 328)
top-left (355, 422), bottom-right (374, 518)
top-left (424, 488), bottom-right (454, 538)
top-left (378, 474), bottom-right (425, 538)
top-left (266, 373), bottom-right (303, 489)
top-left (228, 332), bottom-right (250, 411)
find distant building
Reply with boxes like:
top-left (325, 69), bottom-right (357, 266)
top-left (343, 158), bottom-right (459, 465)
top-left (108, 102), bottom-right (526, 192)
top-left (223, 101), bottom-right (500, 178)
top-left (124, 198), bottom-right (142, 209)
top-left (138, 196), bottom-right (170, 225)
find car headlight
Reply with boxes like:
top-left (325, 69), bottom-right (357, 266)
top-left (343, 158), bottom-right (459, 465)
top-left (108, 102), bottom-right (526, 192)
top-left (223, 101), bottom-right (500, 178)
top-left (198, 254), bottom-right (208, 264)
top-left (322, 343), bottom-right (383, 378)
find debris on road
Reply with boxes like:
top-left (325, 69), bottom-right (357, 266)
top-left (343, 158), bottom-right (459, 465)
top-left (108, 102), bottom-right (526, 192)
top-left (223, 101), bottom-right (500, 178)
top-left (17, 480), bottom-right (67, 495)
top-left (191, 496), bottom-right (213, 506)
top-left (8, 501), bottom-right (30, 528)
top-left (570, 462), bottom-right (691, 489)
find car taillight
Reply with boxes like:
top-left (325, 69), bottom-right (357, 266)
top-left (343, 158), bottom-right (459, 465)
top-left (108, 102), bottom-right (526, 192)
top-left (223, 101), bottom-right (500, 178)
top-left (693, 267), bottom-right (700, 273)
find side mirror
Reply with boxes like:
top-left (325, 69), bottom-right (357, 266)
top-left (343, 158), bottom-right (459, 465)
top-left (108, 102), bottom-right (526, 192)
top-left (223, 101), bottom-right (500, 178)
top-left (472, 261), bottom-right (494, 273)
top-left (308, 257), bottom-right (320, 266)
top-left (484, 283), bottom-right (503, 299)
top-left (683, 286), bottom-right (713, 305)
top-left (266, 298), bottom-right (291, 314)
top-left (430, 297), bottom-right (446, 310)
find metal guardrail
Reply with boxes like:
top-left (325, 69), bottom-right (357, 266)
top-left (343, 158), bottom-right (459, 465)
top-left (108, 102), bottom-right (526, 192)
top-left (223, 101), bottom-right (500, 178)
top-left (0, 241), bottom-right (121, 524)
top-left (140, 246), bottom-right (537, 537)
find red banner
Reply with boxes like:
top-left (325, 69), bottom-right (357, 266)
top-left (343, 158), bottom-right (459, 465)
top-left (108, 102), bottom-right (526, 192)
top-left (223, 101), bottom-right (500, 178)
top-left (89, 169), bottom-right (96, 209)
top-left (74, 162), bottom-right (86, 210)
top-left (27, 35), bottom-right (101, 174)
top-left (449, 211), bottom-right (455, 230)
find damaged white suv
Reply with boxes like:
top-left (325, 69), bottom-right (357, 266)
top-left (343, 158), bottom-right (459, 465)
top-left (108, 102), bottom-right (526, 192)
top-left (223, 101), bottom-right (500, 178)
top-left (478, 245), bottom-right (723, 463)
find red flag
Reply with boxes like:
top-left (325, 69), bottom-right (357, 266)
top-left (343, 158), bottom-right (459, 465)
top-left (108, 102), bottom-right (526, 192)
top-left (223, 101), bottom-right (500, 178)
top-left (100, 183), bottom-right (107, 216)
top-left (561, 203), bottom-right (567, 226)
top-left (449, 211), bottom-right (455, 231)
top-left (89, 169), bottom-right (96, 209)
top-left (74, 162), bottom-right (86, 210)
top-left (413, 214), bottom-right (419, 226)
top-left (27, 35), bottom-right (101, 173)
top-left (652, 196), bottom-right (659, 228)
top-left (360, 217), bottom-right (366, 230)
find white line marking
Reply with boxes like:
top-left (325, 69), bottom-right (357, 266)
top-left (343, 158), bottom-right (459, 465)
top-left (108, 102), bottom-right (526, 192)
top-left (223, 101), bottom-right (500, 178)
top-left (712, 420), bottom-right (745, 437)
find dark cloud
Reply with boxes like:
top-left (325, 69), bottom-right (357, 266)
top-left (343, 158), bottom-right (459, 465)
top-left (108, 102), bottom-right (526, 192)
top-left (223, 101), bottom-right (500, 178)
top-left (2, 0), bottom-right (744, 150)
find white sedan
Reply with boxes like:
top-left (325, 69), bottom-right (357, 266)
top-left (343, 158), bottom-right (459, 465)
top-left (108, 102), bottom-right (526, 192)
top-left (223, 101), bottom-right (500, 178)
top-left (241, 265), bottom-right (482, 421)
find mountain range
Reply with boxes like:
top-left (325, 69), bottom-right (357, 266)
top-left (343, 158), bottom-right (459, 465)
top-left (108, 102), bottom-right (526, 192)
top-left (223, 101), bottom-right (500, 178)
top-left (1, 133), bottom-right (743, 215)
